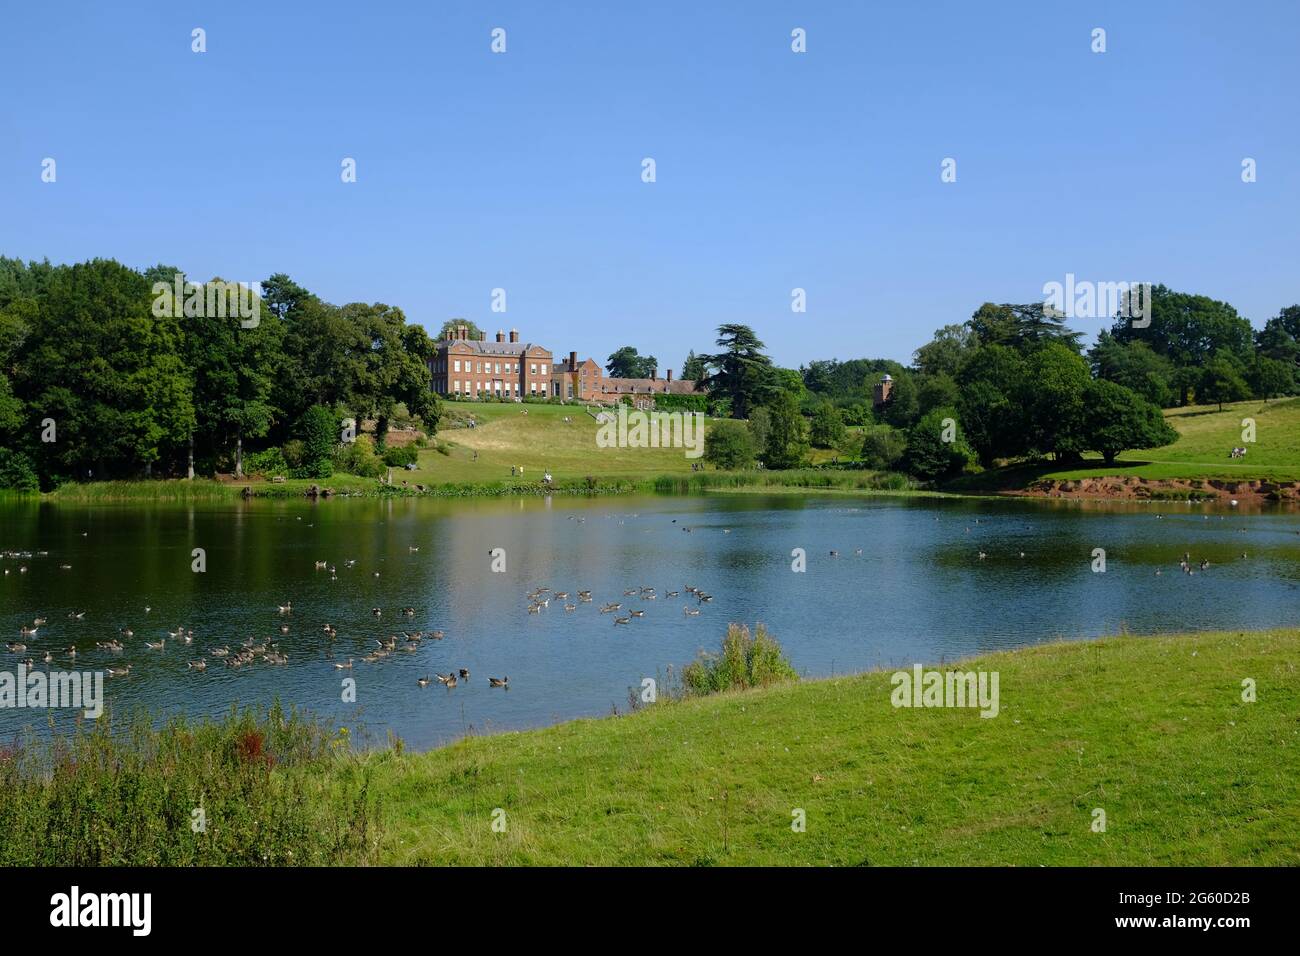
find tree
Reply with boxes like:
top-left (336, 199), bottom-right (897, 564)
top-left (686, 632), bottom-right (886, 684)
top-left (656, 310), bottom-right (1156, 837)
top-left (1250, 355), bottom-right (1294, 401)
top-left (860, 423), bottom-right (907, 470)
top-left (1088, 332), bottom-right (1175, 407)
top-left (695, 324), bottom-right (779, 420)
top-left (1199, 352), bottom-right (1251, 410)
top-left (1108, 285), bottom-right (1254, 404)
top-left (436, 318), bottom-right (484, 341)
top-left (913, 324), bottom-right (976, 378)
top-left (809, 401), bottom-right (846, 449)
top-left (1022, 343), bottom-right (1091, 461)
top-left (760, 391), bottom-right (809, 469)
top-left (703, 419), bottom-right (756, 469)
top-left (904, 408), bottom-right (972, 481)
top-left (916, 373), bottom-right (960, 417)
top-left (1083, 379), bottom-right (1178, 465)
top-left (969, 302), bottom-right (1083, 353)
top-left (879, 373), bottom-right (920, 429)
top-left (605, 346), bottom-right (657, 379)
top-left (956, 345), bottom-right (1029, 466)
top-left (295, 405), bottom-right (337, 479)
top-left (682, 349), bottom-right (707, 381)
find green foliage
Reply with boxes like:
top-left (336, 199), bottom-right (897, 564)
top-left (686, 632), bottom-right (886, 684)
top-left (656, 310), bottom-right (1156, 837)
top-left (381, 443), bottom-right (420, 468)
top-left (0, 705), bottom-right (379, 865)
top-left (0, 448), bottom-right (39, 491)
top-left (334, 433), bottom-right (384, 478)
top-left (1083, 379), bottom-right (1178, 465)
top-left (243, 446), bottom-right (288, 477)
top-left (681, 623), bottom-right (798, 695)
top-left (760, 390), bottom-right (810, 469)
top-left (294, 405), bottom-right (337, 479)
top-left (1198, 352), bottom-right (1251, 410)
top-left (703, 419), bottom-right (757, 469)
top-left (1250, 355), bottom-right (1295, 400)
top-left (605, 346), bottom-right (658, 379)
top-left (653, 392), bottom-right (708, 412)
top-left (904, 407), bottom-right (974, 481)
top-left (695, 324), bottom-right (780, 419)
top-left (859, 423), bottom-right (907, 470)
top-left (809, 401), bottom-right (846, 449)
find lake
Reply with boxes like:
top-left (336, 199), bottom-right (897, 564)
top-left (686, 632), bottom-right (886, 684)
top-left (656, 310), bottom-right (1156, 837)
top-left (2, 493), bottom-right (1298, 750)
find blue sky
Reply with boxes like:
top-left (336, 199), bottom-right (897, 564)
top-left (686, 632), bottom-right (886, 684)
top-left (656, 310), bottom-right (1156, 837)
top-left (2, 1), bottom-right (1297, 372)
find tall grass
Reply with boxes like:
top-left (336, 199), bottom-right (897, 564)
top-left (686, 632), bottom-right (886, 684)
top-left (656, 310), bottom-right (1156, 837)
top-left (681, 623), bottom-right (799, 695)
top-left (0, 704), bottom-right (380, 866)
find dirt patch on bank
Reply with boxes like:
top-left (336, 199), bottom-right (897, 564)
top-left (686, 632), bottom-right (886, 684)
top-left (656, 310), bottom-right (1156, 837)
top-left (1009, 476), bottom-right (1300, 503)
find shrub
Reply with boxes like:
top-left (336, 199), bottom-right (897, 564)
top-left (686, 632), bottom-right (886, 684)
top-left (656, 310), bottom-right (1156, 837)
top-left (243, 447), bottom-right (288, 478)
top-left (293, 405), bottom-right (337, 479)
top-left (859, 423), bottom-right (907, 470)
top-left (703, 419), bottom-right (757, 469)
top-left (0, 449), bottom-right (39, 491)
top-left (682, 624), bottom-right (798, 695)
top-left (381, 444), bottom-right (419, 468)
top-left (334, 434), bottom-right (384, 478)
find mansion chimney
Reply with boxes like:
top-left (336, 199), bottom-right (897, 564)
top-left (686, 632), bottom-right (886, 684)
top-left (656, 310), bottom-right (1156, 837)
top-left (509, 329), bottom-right (520, 343)
top-left (496, 330), bottom-right (506, 342)
top-left (569, 350), bottom-right (577, 370)
top-left (667, 369), bottom-right (673, 382)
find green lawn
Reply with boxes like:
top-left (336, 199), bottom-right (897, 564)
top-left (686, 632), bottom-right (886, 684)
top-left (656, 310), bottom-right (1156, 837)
top-left (1045, 398), bottom-right (1300, 482)
top-left (366, 628), bottom-right (1300, 866)
top-left (403, 401), bottom-right (706, 486)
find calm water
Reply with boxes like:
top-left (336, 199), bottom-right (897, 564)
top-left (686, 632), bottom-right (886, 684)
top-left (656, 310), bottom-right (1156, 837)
top-left (2, 493), bottom-right (1298, 750)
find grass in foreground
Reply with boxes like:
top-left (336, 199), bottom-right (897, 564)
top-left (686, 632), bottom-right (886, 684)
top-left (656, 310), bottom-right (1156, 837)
top-left (368, 628), bottom-right (1299, 865)
top-left (1, 630), bottom-right (1295, 865)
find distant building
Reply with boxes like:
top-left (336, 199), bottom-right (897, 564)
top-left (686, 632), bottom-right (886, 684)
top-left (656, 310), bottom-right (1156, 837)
top-left (429, 325), bottom-right (554, 399)
top-left (872, 373), bottom-right (894, 408)
top-left (551, 350), bottom-right (697, 407)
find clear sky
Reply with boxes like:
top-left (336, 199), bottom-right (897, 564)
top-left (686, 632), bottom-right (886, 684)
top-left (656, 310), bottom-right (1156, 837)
top-left (2, 1), bottom-right (1296, 372)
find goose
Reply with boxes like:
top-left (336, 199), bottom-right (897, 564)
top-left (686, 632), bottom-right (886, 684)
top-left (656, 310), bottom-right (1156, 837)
top-left (167, 627), bottom-right (184, 638)
top-left (555, 592), bottom-right (569, 600)
top-left (7, 642), bottom-right (26, 653)
top-left (578, 590), bottom-right (592, 601)
top-left (278, 602), bottom-right (293, 614)
top-left (435, 673), bottom-right (453, 684)
top-left (430, 630), bottom-right (445, 639)
top-left (372, 607), bottom-right (382, 617)
top-left (629, 609), bottom-right (645, 618)
top-left (143, 606), bottom-right (152, 614)
top-left (666, 590), bottom-right (679, 597)
top-left (19, 626), bottom-right (36, 638)
top-left (444, 675), bottom-right (458, 688)
top-left (563, 603), bottom-right (577, 612)
top-left (66, 646), bottom-right (77, 657)
top-left (187, 659), bottom-right (207, 672)
top-left (613, 616), bottom-right (631, 625)
top-left (59, 563), bottom-right (72, 570)
top-left (120, 628), bottom-right (134, 638)
top-left (683, 607), bottom-right (701, 616)
top-left (600, 603), bottom-right (621, 613)
top-left (408, 546), bottom-right (420, 553)
top-left (42, 650), bottom-right (53, 663)
top-left (279, 624), bottom-right (290, 634)
top-left (458, 668), bottom-right (470, 679)
top-left (527, 604), bottom-right (541, 614)
top-left (107, 665), bottom-right (131, 677)
top-left (211, 647), bottom-right (229, 657)
top-left (144, 639), bottom-right (165, 650)
top-left (333, 658), bottom-right (354, 670)
top-left (33, 617), bottom-right (46, 627)
top-left (417, 675), bottom-right (432, 687)
top-left (314, 561), bottom-right (328, 569)
top-left (624, 589), bottom-right (638, 596)
top-left (488, 676), bottom-right (509, 688)
top-left (977, 551), bottom-right (987, 560)
top-left (402, 607), bottom-right (416, 617)
top-left (697, 593), bottom-right (713, 603)
top-left (73, 610), bottom-right (85, 619)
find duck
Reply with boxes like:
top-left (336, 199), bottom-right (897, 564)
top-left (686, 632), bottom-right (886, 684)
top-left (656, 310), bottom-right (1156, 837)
top-left (417, 675), bottom-right (432, 687)
top-left (488, 676), bottom-right (509, 688)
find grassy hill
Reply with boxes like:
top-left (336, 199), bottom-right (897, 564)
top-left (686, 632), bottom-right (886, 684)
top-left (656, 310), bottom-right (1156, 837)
top-left (367, 628), bottom-right (1299, 866)
top-left (949, 398), bottom-right (1300, 492)
top-left (404, 401), bottom-right (705, 485)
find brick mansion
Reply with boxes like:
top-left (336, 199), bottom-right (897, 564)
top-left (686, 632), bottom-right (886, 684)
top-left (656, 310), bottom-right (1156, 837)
top-left (428, 323), bottom-right (699, 406)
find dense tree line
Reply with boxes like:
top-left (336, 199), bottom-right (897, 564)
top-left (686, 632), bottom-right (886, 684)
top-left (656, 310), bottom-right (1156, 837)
top-left (699, 284), bottom-right (1297, 480)
top-left (0, 258), bottom-right (440, 490)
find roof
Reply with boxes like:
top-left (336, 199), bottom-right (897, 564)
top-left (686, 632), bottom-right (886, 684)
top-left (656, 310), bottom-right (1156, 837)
top-left (598, 376), bottom-right (698, 395)
top-left (439, 339), bottom-right (551, 357)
